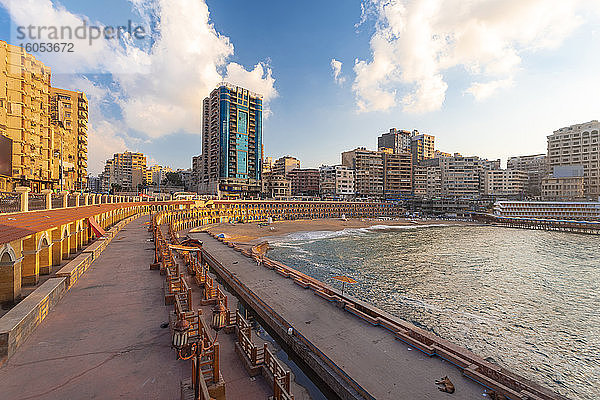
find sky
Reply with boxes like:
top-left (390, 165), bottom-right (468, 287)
top-left (1, 0), bottom-right (600, 175)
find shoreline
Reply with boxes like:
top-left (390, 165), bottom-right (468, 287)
top-left (199, 217), bottom-right (477, 244)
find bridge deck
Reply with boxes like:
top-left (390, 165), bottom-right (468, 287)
top-left (0, 217), bottom-right (184, 399)
top-left (198, 233), bottom-right (489, 400)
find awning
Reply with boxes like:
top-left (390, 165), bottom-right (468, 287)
top-left (88, 217), bottom-right (106, 237)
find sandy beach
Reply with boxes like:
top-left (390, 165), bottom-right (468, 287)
top-left (195, 217), bottom-right (474, 244)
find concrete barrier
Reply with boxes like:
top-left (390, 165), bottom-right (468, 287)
top-left (0, 277), bottom-right (67, 366)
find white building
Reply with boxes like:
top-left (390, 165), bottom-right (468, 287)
top-left (319, 165), bottom-right (354, 199)
top-left (494, 201), bottom-right (600, 220)
top-left (482, 169), bottom-right (527, 198)
top-left (547, 120), bottom-right (600, 198)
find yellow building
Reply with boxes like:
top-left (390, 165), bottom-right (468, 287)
top-left (100, 151), bottom-right (147, 193)
top-left (146, 165), bottom-right (173, 186)
top-left (0, 41), bottom-right (55, 191)
top-left (50, 88), bottom-right (88, 191)
top-left (0, 40), bottom-right (88, 192)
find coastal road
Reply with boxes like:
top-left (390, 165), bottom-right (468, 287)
top-left (195, 232), bottom-right (489, 400)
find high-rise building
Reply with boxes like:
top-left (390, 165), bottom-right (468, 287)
top-left (319, 165), bottom-right (354, 199)
top-left (0, 41), bottom-right (88, 192)
top-left (438, 155), bottom-right (484, 198)
top-left (191, 155), bottom-right (201, 193)
top-left (50, 87), bottom-right (88, 191)
top-left (100, 151), bottom-right (147, 193)
top-left (383, 151), bottom-right (412, 199)
top-left (507, 154), bottom-right (547, 197)
top-left (378, 128), bottom-right (412, 153)
top-left (482, 169), bottom-right (527, 198)
top-left (200, 83), bottom-right (263, 198)
top-left (412, 165), bottom-right (427, 196)
top-left (0, 41), bottom-right (55, 191)
top-left (288, 168), bottom-right (319, 197)
top-left (273, 156), bottom-right (300, 177)
top-left (547, 121), bottom-right (600, 198)
top-left (342, 148), bottom-right (384, 199)
top-left (410, 133), bottom-right (435, 163)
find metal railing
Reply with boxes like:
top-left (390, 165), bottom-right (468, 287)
top-left (68, 194), bottom-right (78, 207)
top-left (51, 194), bottom-right (63, 209)
top-left (0, 192), bottom-right (20, 213)
top-left (28, 193), bottom-right (46, 211)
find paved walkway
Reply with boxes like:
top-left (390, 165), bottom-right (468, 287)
top-left (196, 233), bottom-right (489, 400)
top-left (0, 217), bottom-right (184, 399)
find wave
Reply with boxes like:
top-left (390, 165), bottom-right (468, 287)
top-left (270, 224), bottom-right (452, 244)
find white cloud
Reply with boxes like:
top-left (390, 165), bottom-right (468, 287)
top-left (330, 59), bottom-right (345, 85)
top-left (0, 0), bottom-right (277, 170)
top-left (354, 0), bottom-right (599, 113)
top-left (465, 78), bottom-right (514, 101)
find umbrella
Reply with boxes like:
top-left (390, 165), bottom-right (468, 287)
top-left (332, 275), bottom-right (357, 296)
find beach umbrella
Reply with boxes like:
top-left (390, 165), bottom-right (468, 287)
top-left (332, 275), bottom-right (357, 296)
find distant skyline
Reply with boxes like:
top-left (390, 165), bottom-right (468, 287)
top-left (1, 0), bottom-right (600, 174)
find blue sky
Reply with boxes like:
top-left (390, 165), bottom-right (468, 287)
top-left (1, 0), bottom-right (600, 174)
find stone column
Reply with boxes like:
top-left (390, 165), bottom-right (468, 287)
top-left (61, 191), bottom-right (69, 208)
top-left (83, 194), bottom-right (90, 206)
top-left (21, 235), bottom-right (39, 286)
top-left (15, 186), bottom-right (30, 212)
top-left (41, 189), bottom-right (52, 210)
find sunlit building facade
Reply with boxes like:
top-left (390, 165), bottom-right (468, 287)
top-left (200, 83), bottom-right (263, 198)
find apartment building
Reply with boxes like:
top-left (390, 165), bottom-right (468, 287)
top-left (319, 165), bottom-right (354, 199)
top-left (383, 151), bottom-right (412, 199)
top-left (146, 165), bottom-right (172, 186)
top-left (438, 155), bottom-right (483, 198)
top-left (262, 156), bottom-right (274, 174)
top-left (342, 148), bottom-right (384, 199)
top-left (50, 87), bottom-right (88, 191)
top-left (0, 41), bottom-right (89, 192)
top-left (0, 41), bottom-right (55, 191)
top-left (377, 128), bottom-right (412, 153)
top-left (273, 156), bottom-right (300, 177)
top-left (191, 155), bottom-right (201, 193)
top-left (540, 165), bottom-right (585, 201)
top-left (100, 151), bottom-right (147, 192)
top-left (412, 165), bottom-right (427, 196)
top-left (411, 133), bottom-right (435, 163)
top-left (482, 169), bottom-right (527, 198)
top-left (262, 174), bottom-right (291, 199)
top-left (288, 168), bottom-right (319, 196)
top-left (547, 120), bottom-right (600, 198)
top-left (199, 83), bottom-right (263, 197)
top-left (507, 154), bottom-right (547, 197)
top-left (426, 165), bottom-right (442, 197)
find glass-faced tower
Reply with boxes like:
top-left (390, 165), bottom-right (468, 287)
top-left (200, 83), bottom-right (263, 198)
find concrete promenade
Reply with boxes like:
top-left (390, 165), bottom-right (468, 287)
top-left (0, 217), bottom-right (184, 399)
top-left (196, 233), bottom-right (488, 400)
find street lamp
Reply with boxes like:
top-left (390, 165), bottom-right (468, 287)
top-left (172, 318), bottom-right (190, 351)
top-left (212, 299), bottom-right (227, 336)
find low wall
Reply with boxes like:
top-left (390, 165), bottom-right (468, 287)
top-left (0, 277), bottom-right (67, 365)
top-left (56, 253), bottom-right (93, 289)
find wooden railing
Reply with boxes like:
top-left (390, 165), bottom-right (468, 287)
top-left (232, 310), bottom-right (293, 400)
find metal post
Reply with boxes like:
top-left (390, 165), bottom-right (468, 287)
top-left (194, 344), bottom-right (201, 400)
